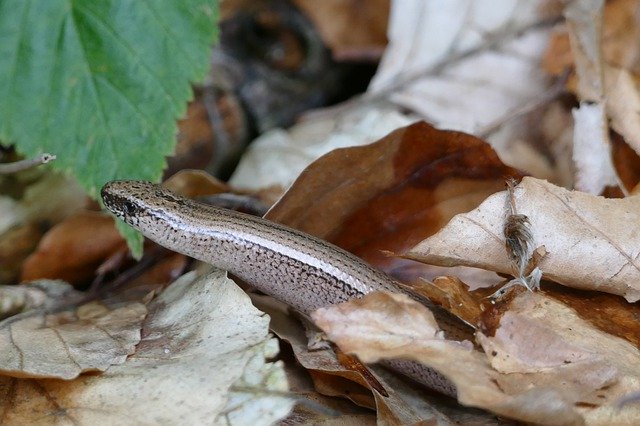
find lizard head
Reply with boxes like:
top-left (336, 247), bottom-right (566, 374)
top-left (101, 180), bottom-right (186, 229)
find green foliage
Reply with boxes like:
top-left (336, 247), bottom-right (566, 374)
top-left (0, 0), bottom-right (218, 255)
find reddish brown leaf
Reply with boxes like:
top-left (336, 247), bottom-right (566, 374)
top-left (21, 212), bottom-right (125, 285)
top-left (267, 121), bottom-right (521, 288)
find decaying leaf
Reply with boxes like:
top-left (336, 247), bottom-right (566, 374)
top-left (312, 291), bottom-right (640, 424)
top-left (267, 121), bottom-right (520, 287)
top-left (407, 177), bottom-right (640, 301)
top-left (0, 271), bottom-right (293, 425)
top-left (0, 281), bottom-right (146, 380)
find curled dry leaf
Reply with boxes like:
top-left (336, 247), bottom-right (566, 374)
top-left (564, 0), bottom-right (622, 195)
top-left (0, 271), bottom-right (293, 425)
top-left (312, 291), bottom-right (640, 424)
top-left (0, 280), bottom-right (146, 379)
top-left (267, 121), bottom-right (519, 287)
top-left (605, 65), bottom-right (640, 157)
top-left (407, 177), bottom-right (640, 302)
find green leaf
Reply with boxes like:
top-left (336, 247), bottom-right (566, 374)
top-left (0, 0), bottom-right (217, 252)
top-left (115, 219), bottom-right (144, 260)
top-left (0, 0), bottom-right (217, 198)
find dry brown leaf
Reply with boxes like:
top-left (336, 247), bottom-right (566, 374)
top-left (251, 295), bottom-right (472, 425)
top-left (0, 271), bottom-right (293, 425)
top-left (0, 280), bottom-right (146, 379)
top-left (0, 223), bottom-right (43, 284)
top-left (266, 121), bottom-right (520, 289)
top-left (478, 292), bottom-right (640, 424)
top-left (312, 291), bottom-right (640, 424)
top-left (293, 0), bottom-right (389, 60)
top-left (0, 280), bottom-right (84, 320)
top-left (163, 169), bottom-right (229, 198)
top-left (407, 177), bottom-right (640, 302)
top-left (21, 211), bottom-right (126, 285)
top-left (412, 276), bottom-right (487, 326)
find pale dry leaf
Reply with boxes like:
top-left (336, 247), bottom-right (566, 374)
top-left (0, 172), bottom-right (86, 236)
top-left (313, 291), bottom-right (640, 424)
top-left (0, 281), bottom-right (146, 380)
top-left (407, 177), bottom-right (640, 302)
top-left (368, 0), bottom-right (559, 177)
top-left (564, 0), bottom-right (624, 194)
top-left (0, 280), bottom-right (83, 320)
top-left (311, 292), bottom-right (453, 363)
top-left (311, 291), bottom-right (585, 424)
top-left (250, 294), bottom-right (463, 425)
top-left (565, 0), bottom-right (605, 101)
top-left (477, 291), bottom-right (640, 424)
top-left (229, 107), bottom-right (413, 191)
top-left (0, 270), bottom-right (293, 425)
top-left (572, 102), bottom-right (619, 194)
top-left (605, 65), bottom-right (640, 155)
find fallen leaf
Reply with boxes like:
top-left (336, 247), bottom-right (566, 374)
top-left (413, 276), bottom-right (488, 326)
top-left (478, 291), bottom-right (640, 425)
top-left (229, 107), bottom-right (413, 192)
top-left (407, 177), bottom-right (640, 301)
top-left (0, 172), bottom-right (86, 236)
top-left (312, 291), bottom-right (640, 424)
top-left (572, 102), bottom-right (619, 194)
top-left (0, 223), bottom-right (43, 284)
top-left (0, 280), bottom-right (83, 321)
top-left (267, 121), bottom-right (521, 290)
top-left (543, 0), bottom-right (640, 78)
top-left (0, 280), bottom-right (146, 379)
top-left (21, 211), bottom-right (126, 285)
top-left (163, 169), bottom-right (229, 198)
top-left (605, 66), bottom-right (640, 157)
top-left (563, 0), bottom-right (623, 195)
top-left (293, 0), bottom-right (389, 60)
top-left (0, 270), bottom-right (294, 425)
top-left (250, 294), bottom-right (465, 424)
top-left (367, 0), bottom-right (560, 178)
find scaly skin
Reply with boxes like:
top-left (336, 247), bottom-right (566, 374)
top-left (102, 180), bottom-right (465, 396)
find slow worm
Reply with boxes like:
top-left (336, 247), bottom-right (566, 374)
top-left (102, 180), bottom-right (465, 396)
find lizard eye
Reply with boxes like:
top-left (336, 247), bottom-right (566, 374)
top-left (123, 201), bottom-right (138, 215)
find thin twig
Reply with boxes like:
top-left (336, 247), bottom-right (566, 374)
top-left (0, 153), bottom-right (56, 174)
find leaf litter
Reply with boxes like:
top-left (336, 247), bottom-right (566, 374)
top-left (2, 0), bottom-right (640, 424)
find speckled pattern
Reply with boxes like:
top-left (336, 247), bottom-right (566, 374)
top-left (102, 180), bottom-right (458, 397)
